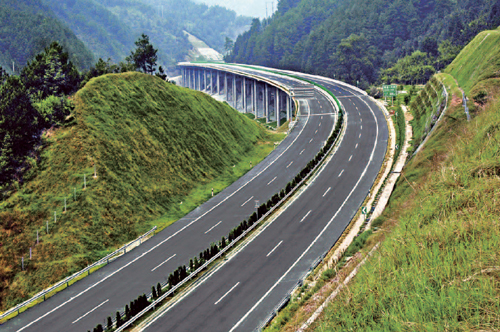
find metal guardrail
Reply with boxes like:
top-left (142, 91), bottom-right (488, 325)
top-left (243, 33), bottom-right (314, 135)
top-left (0, 226), bottom-right (157, 322)
top-left (113, 90), bottom-right (346, 332)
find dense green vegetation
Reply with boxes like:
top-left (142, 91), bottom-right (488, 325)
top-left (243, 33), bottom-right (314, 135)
top-left (227, 0), bottom-right (500, 87)
top-left (309, 28), bottom-right (500, 331)
top-left (0, 0), bottom-right (94, 72)
top-left (0, 72), bottom-right (281, 310)
top-left (42, 0), bottom-right (251, 67)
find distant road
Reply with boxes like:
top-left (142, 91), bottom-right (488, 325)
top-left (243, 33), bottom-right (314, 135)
top-left (2, 66), bottom-right (339, 332)
top-left (139, 66), bottom-right (389, 331)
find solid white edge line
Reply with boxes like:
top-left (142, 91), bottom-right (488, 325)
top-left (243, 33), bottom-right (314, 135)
top-left (228, 94), bottom-right (380, 332)
top-left (204, 221), bottom-right (223, 234)
top-left (151, 254), bottom-right (177, 272)
top-left (214, 282), bottom-right (240, 305)
top-left (15, 72), bottom-right (317, 332)
top-left (322, 187), bottom-right (331, 197)
top-left (241, 196), bottom-right (254, 207)
top-left (71, 299), bottom-right (109, 324)
top-left (266, 241), bottom-right (284, 257)
top-left (300, 210), bottom-right (312, 223)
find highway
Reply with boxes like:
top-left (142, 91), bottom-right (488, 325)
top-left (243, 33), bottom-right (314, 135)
top-left (2, 67), bottom-right (340, 332)
top-left (139, 68), bottom-right (388, 331)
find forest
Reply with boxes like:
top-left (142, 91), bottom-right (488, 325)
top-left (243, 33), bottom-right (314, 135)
top-left (0, 0), bottom-right (94, 73)
top-left (0, 0), bottom-right (251, 74)
top-left (226, 0), bottom-right (500, 87)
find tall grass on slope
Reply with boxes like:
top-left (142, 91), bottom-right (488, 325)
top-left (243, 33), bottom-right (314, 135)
top-left (314, 86), bottom-right (500, 331)
top-left (445, 29), bottom-right (500, 97)
top-left (0, 72), bottom-right (277, 309)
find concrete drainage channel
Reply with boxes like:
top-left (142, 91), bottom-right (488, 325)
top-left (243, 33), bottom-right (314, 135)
top-left (102, 84), bottom-right (346, 332)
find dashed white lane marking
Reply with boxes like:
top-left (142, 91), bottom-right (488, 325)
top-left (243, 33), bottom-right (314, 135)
top-left (214, 282), bottom-right (240, 305)
top-left (361, 125), bottom-right (363, 130)
top-left (338, 169), bottom-right (344, 177)
top-left (309, 138), bottom-right (314, 143)
top-left (300, 210), bottom-right (312, 223)
top-left (356, 106), bottom-right (358, 110)
top-left (355, 143), bottom-right (359, 149)
top-left (228, 86), bottom-right (382, 332)
top-left (72, 299), bottom-right (109, 324)
top-left (321, 116), bottom-right (323, 120)
top-left (266, 241), bottom-right (283, 257)
top-left (315, 130), bottom-right (318, 134)
top-left (205, 221), bottom-right (223, 234)
top-left (322, 187), bottom-right (331, 197)
top-left (241, 196), bottom-right (254, 207)
top-left (286, 161), bottom-right (294, 168)
top-left (300, 149), bottom-right (305, 155)
top-left (267, 176), bottom-right (277, 186)
top-left (359, 133), bottom-right (361, 138)
top-left (151, 254), bottom-right (177, 272)
top-left (360, 118), bottom-right (362, 122)
top-left (319, 122), bottom-right (322, 127)
top-left (349, 155), bottom-right (353, 161)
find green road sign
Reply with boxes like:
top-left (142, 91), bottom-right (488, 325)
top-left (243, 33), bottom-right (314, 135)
top-left (383, 85), bottom-right (397, 98)
top-left (361, 206), bottom-right (368, 215)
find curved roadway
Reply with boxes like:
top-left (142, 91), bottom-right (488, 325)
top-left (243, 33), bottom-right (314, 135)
top-left (3, 68), bottom-right (339, 332)
top-left (139, 68), bottom-right (389, 331)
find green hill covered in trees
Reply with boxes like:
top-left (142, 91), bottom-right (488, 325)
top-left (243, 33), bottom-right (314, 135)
top-left (42, 0), bottom-right (251, 67)
top-left (0, 72), bottom-right (280, 310)
top-left (281, 27), bottom-right (500, 331)
top-left (227, 0), bottom-right (500, 87)
top-left (0, 0), bottom-right (94, 72)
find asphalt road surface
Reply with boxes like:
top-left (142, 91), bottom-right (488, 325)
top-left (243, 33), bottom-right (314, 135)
top-left (2, 67), bottom-right (341, 332)
top-left (139, 67), bottom-right (389, 331)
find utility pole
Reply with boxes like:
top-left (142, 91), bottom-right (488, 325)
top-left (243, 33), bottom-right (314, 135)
top-left (12, 61), bottom-right (15, 73)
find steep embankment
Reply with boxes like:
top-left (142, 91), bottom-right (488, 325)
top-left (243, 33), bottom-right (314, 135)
top-left (0, 72), bottom-right (278, 310)
top-left (301, 29), bottom-right (500, 331)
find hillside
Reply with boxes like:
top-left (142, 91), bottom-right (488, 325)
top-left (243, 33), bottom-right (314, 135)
top-left (42, 0), bottom-right (251, 67)
top-left (0, 0), bottom-right (94, 72)
top-left (227, 0), bottom-right (500, 87)
top-left (0, 72), bottom-right (281, 310)
top-left (289, 29), bottom-right (500, 331)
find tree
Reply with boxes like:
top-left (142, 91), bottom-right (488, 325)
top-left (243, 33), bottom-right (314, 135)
top-left (157, 282), bottom-right (163, 298)
top-left (21, 42), bottom-right (81, 99)
top-left (127, 34), bottom-right (158, 74)
top-left (224, 37), bottom-right (234, 55)
top-left (155, 66), bottom-right (168, 80)
top-left (116, 311), bottom-right (122, 328)
top-left (107, 317), bottom-right (113, 330)
top-left (152, 285), bottom-right (158, 299)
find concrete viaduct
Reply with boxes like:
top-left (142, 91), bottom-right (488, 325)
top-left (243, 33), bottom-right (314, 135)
top-left (178, 63), bottom-right (315, 127)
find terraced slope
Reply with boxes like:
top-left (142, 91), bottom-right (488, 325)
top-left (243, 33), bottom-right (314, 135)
top-left (0, 72), bottom-right (279, 310)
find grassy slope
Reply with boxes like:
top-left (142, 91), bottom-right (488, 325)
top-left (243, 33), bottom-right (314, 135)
top-left (0, 72), bottom-right (281, 309)
top-left (311, 29), bottom-right (500, 331)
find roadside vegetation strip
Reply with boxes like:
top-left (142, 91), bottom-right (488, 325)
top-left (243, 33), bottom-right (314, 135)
top-left (0, 227), bottom-right (156, 324)
top-left (94, 87), bottom-right (345, 332)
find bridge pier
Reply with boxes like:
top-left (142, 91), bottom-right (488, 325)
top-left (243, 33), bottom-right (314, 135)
top-left (276, 87), bottom-right (281, 127)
